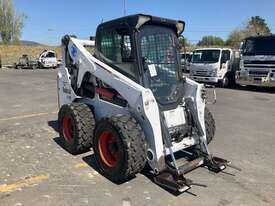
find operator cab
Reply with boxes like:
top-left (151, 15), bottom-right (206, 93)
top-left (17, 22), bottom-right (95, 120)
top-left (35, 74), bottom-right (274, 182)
top-left (95, 14), bottom-right (185, 110)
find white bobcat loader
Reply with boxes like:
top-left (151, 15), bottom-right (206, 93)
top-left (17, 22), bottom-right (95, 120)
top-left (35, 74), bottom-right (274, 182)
top-left (57, 14), bottom-right (239, 193)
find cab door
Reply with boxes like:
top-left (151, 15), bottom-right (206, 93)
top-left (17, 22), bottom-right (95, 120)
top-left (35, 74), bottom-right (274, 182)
top-left (220, 50), bottom-right (231, 77)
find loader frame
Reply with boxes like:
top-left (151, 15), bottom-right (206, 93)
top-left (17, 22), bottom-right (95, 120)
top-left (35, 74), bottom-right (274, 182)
top-left (59, 34), bottom-right (209, 172)
top-left (57, 14), bottom-right (238, 193)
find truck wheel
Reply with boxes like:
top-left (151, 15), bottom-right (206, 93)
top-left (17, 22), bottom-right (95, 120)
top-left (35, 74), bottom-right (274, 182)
top-left (220, 76), bottom-right (229, 88)
top-left (58, 102), bottom-right (95, 154)
top-left (93, 115), bottom-right (147, 183)
top-left (205, 107), bottom-right (215, 144)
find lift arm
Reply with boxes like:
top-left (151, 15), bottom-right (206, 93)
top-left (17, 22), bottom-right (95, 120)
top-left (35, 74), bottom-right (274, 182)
top-left (58, 35), bottom-right (165, 171)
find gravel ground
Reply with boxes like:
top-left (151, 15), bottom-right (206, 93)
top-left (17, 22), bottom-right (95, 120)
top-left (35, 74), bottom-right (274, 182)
top-left (0, 69), bottom-right (274, 206)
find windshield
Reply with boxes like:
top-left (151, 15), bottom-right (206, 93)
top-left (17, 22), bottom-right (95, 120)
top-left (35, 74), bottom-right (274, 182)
top-left (46, 52), bottom-right (56, 58)
top-left (192, 49), bottom-right (220, 64)
top-left (138, 25), bottom-right (182, 106)
top-left (243, 37), bottom-right (275, 55)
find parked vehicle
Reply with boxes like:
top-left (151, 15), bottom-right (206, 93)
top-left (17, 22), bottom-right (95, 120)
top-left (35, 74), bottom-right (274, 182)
top-left (57, 14), bottom-right (236, 194)
top-left (236, 35), bottom-right (275, 87)
top-left (190, 48), bottom-right (240, 87)
top-left (180, 52), bottom-right (192, 72)
top-left (38, 50), bottom-right (58, 69)
top-left (15, 54), bottom-right (38, 70)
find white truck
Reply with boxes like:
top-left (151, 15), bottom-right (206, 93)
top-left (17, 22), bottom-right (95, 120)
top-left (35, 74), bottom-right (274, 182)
top-left (190, 48), bottom-right (240, 87)
top-left (38, 50), bottom-right (58, 69)
top-left (236, 35), bottom-right (275, 87)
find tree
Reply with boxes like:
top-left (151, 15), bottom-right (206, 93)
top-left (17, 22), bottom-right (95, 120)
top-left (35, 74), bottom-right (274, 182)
top-left (197, 35), bottom-right (225, 46)
top-left (245, 16), bottom-right (271, 36)
top-left (0, 0), bottom-right (26, 44)
top-left (179, 36), bottom-right (190, 49)
top-left (226, 16), bottom-right (271, 48)
top-left (226, 29), bottom-right (245, 48)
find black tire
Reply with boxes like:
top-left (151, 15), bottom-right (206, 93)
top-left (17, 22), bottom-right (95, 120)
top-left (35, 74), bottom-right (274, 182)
top-left (58, 102), bottom-right (95, 154)
top-left (220, 73), bottom-right (236, 88)
top-left (93, 114), bottom-right (147, 183)
top-left (220, 75), bottom-right (229, 88)
top-left (205, 107), bottom-right (216, 144)
top-left (38, 62), bottom-right (43, 69)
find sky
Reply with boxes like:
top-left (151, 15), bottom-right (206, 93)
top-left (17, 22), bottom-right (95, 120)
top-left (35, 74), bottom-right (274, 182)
top-left (14, 0), bottom-right (275, 46)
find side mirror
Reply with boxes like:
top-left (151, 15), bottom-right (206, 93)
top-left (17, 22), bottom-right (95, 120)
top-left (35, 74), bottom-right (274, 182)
top-left (220, 62), bottom-right (226, 70)
top-left (221, 55), bottom-right (230, 64)
top-left (220, 57), bottom-right (228, 69)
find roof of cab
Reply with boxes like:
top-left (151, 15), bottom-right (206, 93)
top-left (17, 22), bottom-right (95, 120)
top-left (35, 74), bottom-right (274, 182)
top-left (245, 34), bottom-right (275, 40)
top-left (96, 14), bottom-right (185, 36)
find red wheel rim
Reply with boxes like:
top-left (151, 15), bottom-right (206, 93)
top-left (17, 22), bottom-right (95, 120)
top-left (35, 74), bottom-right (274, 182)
top-left (98, 131), bottom-right (120, 168)
top-left (62, 115), bottom-right (73, 143)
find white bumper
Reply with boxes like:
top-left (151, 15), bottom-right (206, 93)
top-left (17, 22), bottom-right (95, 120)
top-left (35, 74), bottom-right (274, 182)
top-left (190, 75), bottom-right (219, 83)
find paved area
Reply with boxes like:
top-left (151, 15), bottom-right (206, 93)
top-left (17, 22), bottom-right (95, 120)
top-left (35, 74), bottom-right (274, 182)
top-left (0, 69), bottom-right (275, 206)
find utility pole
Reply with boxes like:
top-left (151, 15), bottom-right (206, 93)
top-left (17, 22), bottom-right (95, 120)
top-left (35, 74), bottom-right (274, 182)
top-left (123, 0), bottom-right (126, 16)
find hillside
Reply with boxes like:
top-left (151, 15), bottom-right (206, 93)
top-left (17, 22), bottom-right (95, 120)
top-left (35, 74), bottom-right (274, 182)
top-left (0, 45), bottom-right (61, 65)
top-left (19, 40), bottom-right (43, 46)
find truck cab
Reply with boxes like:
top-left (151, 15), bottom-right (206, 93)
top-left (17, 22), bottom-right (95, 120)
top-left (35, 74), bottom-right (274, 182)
top-left (190, 48), bottom-right (240, 87)
top-left (236, 35), bottom-right (275, 87)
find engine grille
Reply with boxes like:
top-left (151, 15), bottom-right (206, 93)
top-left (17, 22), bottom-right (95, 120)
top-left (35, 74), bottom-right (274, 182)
top-left (193, 70), bottom-right (209, 77)
top-left (244, 60), bottom-right (275, 68)
top-left (244, 60), bottom-right (275, 65)
top-left (249, 70), bottom-right (269, 78)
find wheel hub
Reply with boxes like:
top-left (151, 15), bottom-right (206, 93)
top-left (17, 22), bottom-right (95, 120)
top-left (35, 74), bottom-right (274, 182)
top-left (98, 131), bottom-right (120, 167)
top-left (62, 116), bottom-right (73, 143)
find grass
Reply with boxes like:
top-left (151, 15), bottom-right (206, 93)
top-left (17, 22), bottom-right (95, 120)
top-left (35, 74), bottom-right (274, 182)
top-left (0, 45), bottom-right (61, 65)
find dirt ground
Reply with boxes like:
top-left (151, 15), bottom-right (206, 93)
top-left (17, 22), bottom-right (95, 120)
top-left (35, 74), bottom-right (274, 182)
top-left (0, 69), bottom-right (274, 206)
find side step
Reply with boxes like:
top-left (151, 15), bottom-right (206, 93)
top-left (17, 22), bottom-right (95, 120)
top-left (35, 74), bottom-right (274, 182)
top-left (178, 157), bottom-right (204, 174)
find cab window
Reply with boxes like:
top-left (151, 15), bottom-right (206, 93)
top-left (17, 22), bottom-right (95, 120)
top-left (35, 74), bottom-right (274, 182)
top-left (221, 50), bottom-right (231, 63)
top-left (98, 28), bottom-right (138, 81)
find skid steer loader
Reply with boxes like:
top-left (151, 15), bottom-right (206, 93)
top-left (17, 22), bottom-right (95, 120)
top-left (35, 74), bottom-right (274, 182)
top-left (57, 14), bottom-right (239, 193)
